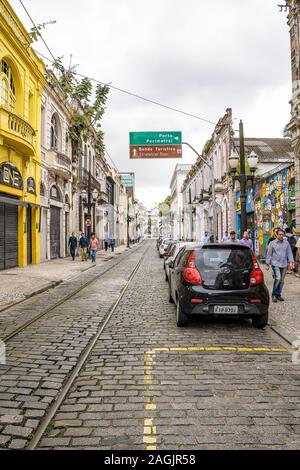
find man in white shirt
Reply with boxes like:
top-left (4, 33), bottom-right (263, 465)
top-left (202, 232), bottom-right (210, 244)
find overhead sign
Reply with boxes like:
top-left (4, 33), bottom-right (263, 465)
top-left (120, 173), bottom-right (135, 188)
top-left (130, 132), bottom-right (182, 159)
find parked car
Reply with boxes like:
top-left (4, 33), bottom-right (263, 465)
top-left (168, 243), bottom-right (269, 329)
top-left (159, 239), bottom-right (173, 258)
top-left (164, 242), bottom-right (199, 282)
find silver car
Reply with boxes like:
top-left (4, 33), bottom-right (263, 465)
top-left (164, 242), bottom-right (200, 282)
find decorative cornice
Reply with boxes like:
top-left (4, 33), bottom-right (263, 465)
top-left (0, 0), bottom-right (30, 47)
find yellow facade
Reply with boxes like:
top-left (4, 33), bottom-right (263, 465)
top-left (0, 0), bottom-right (45, 269)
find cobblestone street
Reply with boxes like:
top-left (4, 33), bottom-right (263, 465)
top-left (1, 241), bottom-right (300, 450)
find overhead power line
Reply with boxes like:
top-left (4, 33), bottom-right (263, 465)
top-left (18, 0), bottom-right (218, 127)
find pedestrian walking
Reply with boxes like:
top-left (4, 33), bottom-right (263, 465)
top-left (227, 231), bottom-right (239, 244)
top-left (79, 232), bottom-right (89, 262)
top-left (295, 237), bottom-right (300, 278)
top-left (68, 233), bottom-right (78, 261)
top-left (110, 238), bottom-right (116, 253)
top-left (285, 228), bottom-right (297, 274)
top-left (266, 228), bottom-right (294, 303)
top-left (104, 237), bottom-right (109, 252)
top-left (89, 233), bottom-right (99, 264)
top-left (202, 232), bottom-right (210, 244)
top-left (239, 231), bottom-right (254, 250)
top-left (222, 232), bottom-right (229, 243)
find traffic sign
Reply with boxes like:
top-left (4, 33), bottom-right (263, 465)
top-left (130, 132), bottom-right (182, 159)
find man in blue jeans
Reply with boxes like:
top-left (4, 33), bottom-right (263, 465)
top-left (266, 228), bottom-right (294, 303)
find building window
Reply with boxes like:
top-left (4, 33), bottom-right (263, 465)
top-left (51, 115), bottom-right (59, 149)
top-left (0, 59), bottom-right (16, 111)
top-left (50, 185), bottom-right (61, 201)
top-left (40, 183), bottom-right (46, 197)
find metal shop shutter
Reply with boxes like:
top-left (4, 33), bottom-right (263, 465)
top-left (0, 203), bottom-right (18, 271)
top-left (50, 206), bottom-right (61, 259)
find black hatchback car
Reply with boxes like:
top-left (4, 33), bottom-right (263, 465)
top-left (168, 244), bottom-right (269, 329)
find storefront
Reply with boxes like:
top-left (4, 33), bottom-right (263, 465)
top-left (0, 162), bottom-right (40, 270)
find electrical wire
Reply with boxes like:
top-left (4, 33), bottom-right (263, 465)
top-left (18, 0), bottom-right (218, 127)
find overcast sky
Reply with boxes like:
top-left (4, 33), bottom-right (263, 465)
top-left (10, 0), bottom-right (292, 209)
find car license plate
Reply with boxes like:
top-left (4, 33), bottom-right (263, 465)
top-left (214, 306), bottom-right (239, 314)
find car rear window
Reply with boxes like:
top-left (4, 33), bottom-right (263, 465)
top-left (195, 246), bottom-right (253, 290)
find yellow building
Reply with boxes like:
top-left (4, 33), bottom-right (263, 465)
top-left (0, 0), bottom-right (45, 270)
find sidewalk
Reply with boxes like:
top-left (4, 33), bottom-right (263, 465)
top-left (0, 245), bottom-right (129, 311)
top-left (262, 265), bottom-right (300, 343)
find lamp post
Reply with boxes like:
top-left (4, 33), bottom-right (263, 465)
top-left (82, 172), bottom-right (98, 240)
top-left (182, 142), bottom-right (216, 242)
top-left (228, 120), bottom-right (258, 237)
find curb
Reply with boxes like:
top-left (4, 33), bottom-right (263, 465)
top-left (0, 244), bottom-right (142, 314)
top-left (0, 280), bottom-right (62, 314)
top-left (270, 321), bottom-right (299, 346)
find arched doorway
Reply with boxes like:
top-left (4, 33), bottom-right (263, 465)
top-left (50, 185), bottom-right (62, 259)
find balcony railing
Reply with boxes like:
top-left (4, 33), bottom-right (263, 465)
top-left (77, 168), bottom-right (101, 193)
top-left (55, 152), bottom-right (72, 170)
top-left (48, 149), bottom-right (72, 178)
top-left (0, 106), bottom-right (36, 155)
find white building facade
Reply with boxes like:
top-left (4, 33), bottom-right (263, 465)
top-left (40, 82), bottom-right (73, 261)
top-left (170, 164), bottom-right (192, 240)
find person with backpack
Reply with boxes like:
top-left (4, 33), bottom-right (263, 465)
top-left (285, 227), bottom-right (297, 274)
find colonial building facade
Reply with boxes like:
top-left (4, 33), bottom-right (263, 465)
top-left (0, 0), bottom-right (45, 270)
top-left (287, 0), bottom-right (300, 234)
top-left (170, 164), bottom-right (192, 240)
top-left (40, 79), bottom-right (73, 261)
top-left (180, 108), bottom-right (293, 258)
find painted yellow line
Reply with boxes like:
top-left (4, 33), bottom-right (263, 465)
top-left (148, 346), bottom-right (287, 355)
top-left (143, 345), bottom-right (288, 450)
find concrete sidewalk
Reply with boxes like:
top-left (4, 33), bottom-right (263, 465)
top-left (262, 265), bottom-right (300, 343)
top-left (0, 245), bottom-right (129, 311)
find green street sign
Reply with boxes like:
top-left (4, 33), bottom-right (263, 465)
top-left (130, 132), bottom-right (182, 146)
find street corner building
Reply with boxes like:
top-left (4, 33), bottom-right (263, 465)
top-left (0, 0), bottom-right (46, 271)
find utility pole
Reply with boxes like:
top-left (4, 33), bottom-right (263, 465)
top-left (87, 171), bottom-right (92, 240)
top-left (239, 120), bottom-right (247, 238)
top-left (127, 197), bottom-right (130, 248)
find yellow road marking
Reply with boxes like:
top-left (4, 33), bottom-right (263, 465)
top-left (143, 345), bottom-right (288, 450)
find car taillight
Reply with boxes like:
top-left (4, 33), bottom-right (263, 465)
top-left (183, 251), bottom-right (203, 285)
top-left (250, 256), bottom-right (264, 286)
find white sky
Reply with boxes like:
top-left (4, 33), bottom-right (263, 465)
top-left (10, 0), bottom-right (292, 209)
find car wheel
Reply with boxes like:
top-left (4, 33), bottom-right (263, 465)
top-left (252, 312), bottom-right (269, 329)
top-left (176, 301), bottom-right (188, 327)
top-left (168, 282), bottom-right (174, 304)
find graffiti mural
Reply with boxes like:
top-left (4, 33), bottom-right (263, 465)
top-left (254, 165), bottom-right (295, 258)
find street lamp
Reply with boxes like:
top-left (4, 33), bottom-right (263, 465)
top-left (81, 176), bottom-right (99, 239)
top-left (228, 120), bottom-right (258, 237)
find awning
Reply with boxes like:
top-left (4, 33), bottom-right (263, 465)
top-left (0, 196), bottom-right (28, 207)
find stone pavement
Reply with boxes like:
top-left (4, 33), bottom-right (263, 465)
top-left (36, 242), bottom-right (300, 450)
top-left (262, 265), bottom-right (300, 343)
top-left (0, 241), bottom-right (299, 450)
top-left (0, 245), bottom-right (129, 311)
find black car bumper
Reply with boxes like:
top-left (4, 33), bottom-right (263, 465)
top-left (179, 285), bottom-right (269, 317)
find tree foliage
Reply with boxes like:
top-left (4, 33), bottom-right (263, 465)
top-left (49, 58), bottom-right (110, 160)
